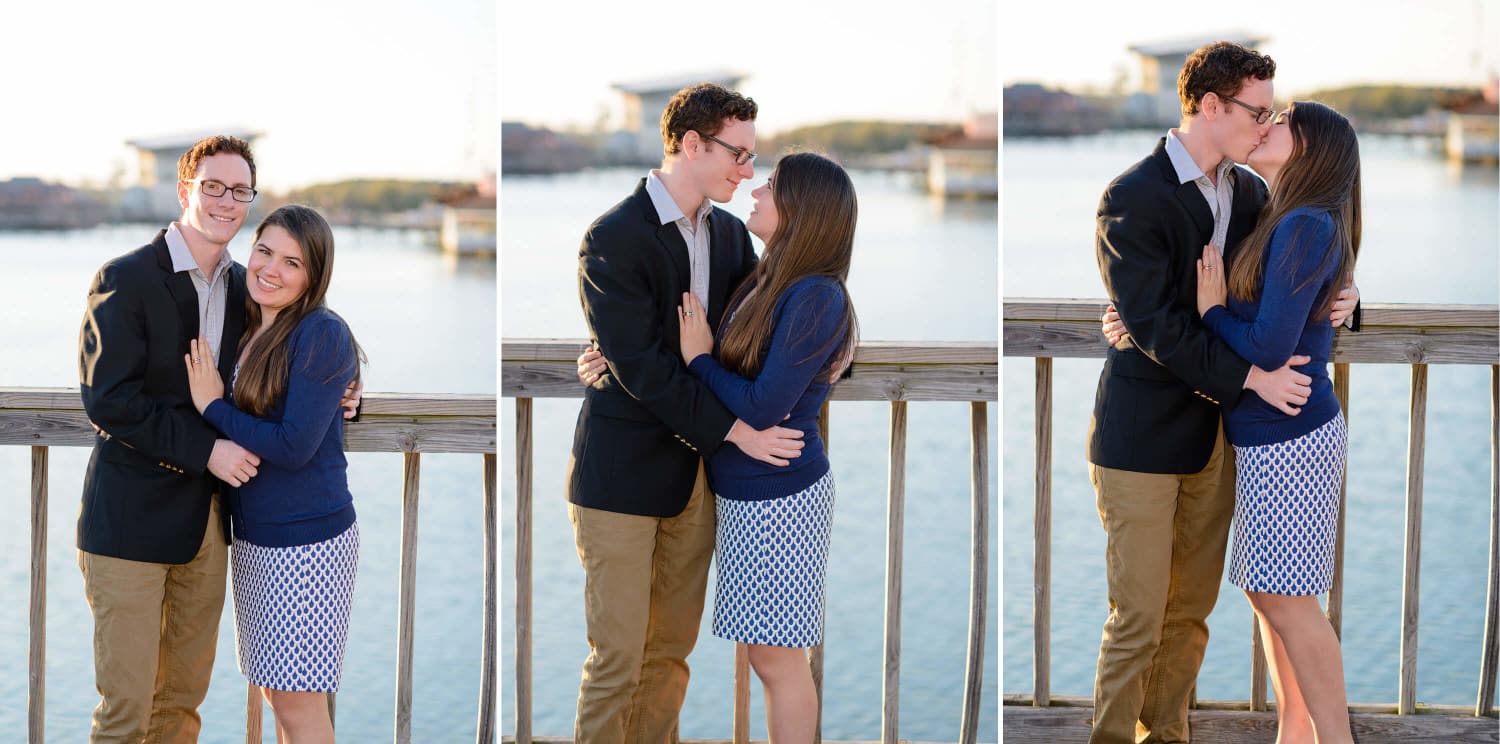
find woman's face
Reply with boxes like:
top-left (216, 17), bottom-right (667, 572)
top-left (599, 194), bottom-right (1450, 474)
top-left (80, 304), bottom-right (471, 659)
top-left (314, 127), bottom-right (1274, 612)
top-left (1249, 108), bottom-right (1295, 174)
top-left (745, 172), bottom-right (779, 242)
top-left (247, 224), bottom-right (310, 314)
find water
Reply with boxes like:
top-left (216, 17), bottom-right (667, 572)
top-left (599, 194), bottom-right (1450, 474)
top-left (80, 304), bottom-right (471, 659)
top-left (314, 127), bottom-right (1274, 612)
top-left (1002, 132), bottom-right (1499, 706)
top-left (501, 167), bottom-right (1000, 740)
top-left (0, 224), bottom-right (496, 741)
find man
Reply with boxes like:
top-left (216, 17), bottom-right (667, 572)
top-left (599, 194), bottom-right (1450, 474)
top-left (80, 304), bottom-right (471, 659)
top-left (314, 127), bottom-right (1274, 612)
top-left (566, 83), bottom-right (806, 742)
top-left (1087, 42), bottom-right (1359, 744)
top-left (77, 135), bottom-right (356, 743)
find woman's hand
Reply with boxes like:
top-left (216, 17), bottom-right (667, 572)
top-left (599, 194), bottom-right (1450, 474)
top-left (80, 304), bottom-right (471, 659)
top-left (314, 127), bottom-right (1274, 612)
top-left (678, 292), bottom-right (713, 364)
top-left (576, 347), bottom-right (609, 386)
top-left (183, 337), bottom-right (224, 414)
top-left (1196, 244), bottom-right (1227, 317)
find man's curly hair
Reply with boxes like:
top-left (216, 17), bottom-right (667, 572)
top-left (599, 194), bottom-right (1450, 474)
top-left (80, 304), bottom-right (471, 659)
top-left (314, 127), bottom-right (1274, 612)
top-left (1178, 42), bottom-right (1276, 116)
top-left (660, 83), bottom-right (758, 157)
top-left (178, 135), bottom-right (257, 188)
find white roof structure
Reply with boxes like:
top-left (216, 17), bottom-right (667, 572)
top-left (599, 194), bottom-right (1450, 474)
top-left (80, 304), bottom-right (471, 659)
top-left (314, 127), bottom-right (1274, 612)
top-left (1128, 32), bottom-right (1267, 58)
top-left (611, 69), bottom-right (745, 96)
top-left (125, 128), bottom-right (263, 153)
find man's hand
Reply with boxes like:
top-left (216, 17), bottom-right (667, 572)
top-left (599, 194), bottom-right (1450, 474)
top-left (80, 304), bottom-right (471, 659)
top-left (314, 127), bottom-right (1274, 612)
top-left (1245, 355), bottom-right (1313, 415)
top-left (1329, 279), bottom-right (1359, 327)
top-left (726, 419), bottom-right (805, 467)
top-left (577, 347), bottom-right (608, 386)
top-left (341, 377), bottom-right (364, 420)
top-left (207, 439), bottom-right (260, 487)
top-left (1101, 304), bottom-right (1126, 346)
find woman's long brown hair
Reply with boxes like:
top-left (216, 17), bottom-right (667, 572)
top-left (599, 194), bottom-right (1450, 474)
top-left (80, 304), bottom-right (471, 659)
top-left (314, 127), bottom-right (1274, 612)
top-left (717, 152), bottom-right (859, 378)
top-left (234, 205), bottom-right (365, 416)
top-left (1227, 101), bottom-right (1361, 319)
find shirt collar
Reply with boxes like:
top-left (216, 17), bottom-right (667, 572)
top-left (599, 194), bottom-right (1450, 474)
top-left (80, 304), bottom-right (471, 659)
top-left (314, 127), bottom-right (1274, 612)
top-left (645, 170), bottom-right (710, 227)
top-left (166, 222), bottom-right (233, 277)
top-left (1165, 130), bottom-right (1233, 186)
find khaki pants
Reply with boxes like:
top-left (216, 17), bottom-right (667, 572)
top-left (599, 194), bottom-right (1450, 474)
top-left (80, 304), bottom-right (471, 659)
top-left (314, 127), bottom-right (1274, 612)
top-left (1088, 427), bottom-right (1236, 744)
top-left (569, 463), bottom-right (716, 744)
top-left (78, 496), bottom-right (228, 744)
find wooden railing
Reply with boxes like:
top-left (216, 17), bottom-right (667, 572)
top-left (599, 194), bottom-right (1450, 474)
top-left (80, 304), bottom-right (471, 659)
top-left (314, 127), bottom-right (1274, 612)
top-left (1003, 299), bottom-right (1500, 743)
top-left (501, 339), bottom-right (997, 744)
top-left (0, 387), bottom-right (498, 744)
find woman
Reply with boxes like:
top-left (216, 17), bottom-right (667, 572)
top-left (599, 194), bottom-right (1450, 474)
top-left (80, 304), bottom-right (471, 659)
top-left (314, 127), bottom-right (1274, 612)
top-left (1196, 101), bottom-right (1360, 744)
top-left (675, 151), bottom-right (858, 742)
top-left (185, 204), bottom-right (365, 744)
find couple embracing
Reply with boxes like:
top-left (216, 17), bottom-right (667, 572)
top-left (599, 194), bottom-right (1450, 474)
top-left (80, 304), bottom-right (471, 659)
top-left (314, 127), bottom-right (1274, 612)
top-left (567, 83), bottom-right (858, 743)
top-left (1089, 41), bottom-right (1364, 744)
top-left (78, 135), bottom-right (365, 743)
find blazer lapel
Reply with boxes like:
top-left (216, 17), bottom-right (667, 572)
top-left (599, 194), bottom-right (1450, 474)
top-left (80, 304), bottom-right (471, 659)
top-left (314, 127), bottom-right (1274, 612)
top-left (1225, 168), bottom-right (1263, 259)
top-left (1174, 181), bottom-right (1214, 243)
top-left (155, 234), bottom-right (200, 343)
top-left (654, 222), bottom-right (691, 299)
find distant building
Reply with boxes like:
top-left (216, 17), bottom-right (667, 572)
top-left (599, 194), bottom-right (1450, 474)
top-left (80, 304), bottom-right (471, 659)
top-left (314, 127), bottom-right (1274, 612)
top-left (1444, 75), bottom-right (1500, 163)
top-left (124, 128), bottom-right (262, 221)
top-left (500, 122), bottom-right (592, 174)
top-left (0, 177), bottom-right (104, 230)
top-left (1126, 33), bottom-right (1267, 126)
top-left (925, 113), bottom-right (997, 199)
top-left (1003, 84), bottom-right (1107, 136)
top-left (610, 70), bottom-right (746, 163)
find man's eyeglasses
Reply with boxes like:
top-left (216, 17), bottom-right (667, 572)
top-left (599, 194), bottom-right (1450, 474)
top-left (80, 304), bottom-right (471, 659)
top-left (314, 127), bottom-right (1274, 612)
top-left (1220, 94), bottom-right (1275, 125)
top-left (184, 178), bottom-right (257, 203)
top-left (695, 131), bottom-right (757, 166)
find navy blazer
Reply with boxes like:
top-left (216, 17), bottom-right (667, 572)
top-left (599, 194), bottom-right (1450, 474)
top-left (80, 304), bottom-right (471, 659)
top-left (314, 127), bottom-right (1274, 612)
top-left (78, 230), bottom-right (243, 563)
top-left (567, 179), bottom-right (759, 517)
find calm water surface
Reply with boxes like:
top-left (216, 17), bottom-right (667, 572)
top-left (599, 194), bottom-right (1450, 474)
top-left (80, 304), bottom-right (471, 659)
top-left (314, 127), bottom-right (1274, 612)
top-left (1003, 132), bottom-right (1500, 706)
top-left (1, 224), bottom-right (496, 741)
top-left (501, 167), bottom-right (1000, 740)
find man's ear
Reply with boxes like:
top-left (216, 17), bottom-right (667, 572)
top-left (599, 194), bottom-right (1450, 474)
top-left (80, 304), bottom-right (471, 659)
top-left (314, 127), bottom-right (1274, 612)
top-left (177, 180), bottom-right (191, 209)
top-left (681, 130), bottom-right (701, 161)
top-left (1200, 93), bottom-right (1221, 122)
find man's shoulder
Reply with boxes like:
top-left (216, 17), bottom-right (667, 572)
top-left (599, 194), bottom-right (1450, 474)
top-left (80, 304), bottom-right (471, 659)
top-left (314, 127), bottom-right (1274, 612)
top-left (584, 189), bottom-right (651, 247)
top-left (94, 236), bottom-right (165, 285)
top-left (1103, 149), bottom-right (1171, 201)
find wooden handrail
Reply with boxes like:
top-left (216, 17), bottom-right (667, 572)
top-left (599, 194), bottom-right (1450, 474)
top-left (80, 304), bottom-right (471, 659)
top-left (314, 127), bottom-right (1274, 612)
top-left (502, 340), bottom-right (996, 742)
top-left (2, 389), bottom-right (497, 744)
top-left (1004, 298), bottom-right (1500, 742)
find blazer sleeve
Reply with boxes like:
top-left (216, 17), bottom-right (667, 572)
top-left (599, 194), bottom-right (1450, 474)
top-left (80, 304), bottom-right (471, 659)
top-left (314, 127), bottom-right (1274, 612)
top-left (79, 261), bottom-right (218, 473)
top-left (1096, 182), bottom-right (1250, 406)
top-left (1203, 212), bottom-right (1338, 369)
top-left (579, 226), bottom-right (736, 456)
top-left (687, 280), bottom-right (843, 429)
top-left (202, 316), bottom-right (356, 468)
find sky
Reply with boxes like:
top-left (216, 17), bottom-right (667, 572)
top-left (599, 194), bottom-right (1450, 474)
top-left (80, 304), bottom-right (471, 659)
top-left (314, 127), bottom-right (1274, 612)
top-left (0, 0), bottom-right (495, 189)
top-left (500, 0), bottom-right (998, 136)
top-left (1002, 0), bottom-right (1497, 96)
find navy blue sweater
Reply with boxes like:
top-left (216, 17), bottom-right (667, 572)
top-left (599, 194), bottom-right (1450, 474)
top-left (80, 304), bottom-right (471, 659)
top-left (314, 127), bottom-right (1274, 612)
top-left (203, 308), bottom-right (359, 547)
top-left (688, 276), bottom-right (847, 501)
top-left (1203, 207), bottom-right (1344, 447)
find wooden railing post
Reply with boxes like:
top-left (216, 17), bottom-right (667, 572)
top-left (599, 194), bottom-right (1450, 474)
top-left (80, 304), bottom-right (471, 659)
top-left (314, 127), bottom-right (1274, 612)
top-left (29, 445), bottom-right (47, 744)
top-left (1329, 362), bottom-right (1351, 638)
top-left (960, 401), bottom-right (990, 744)
top-left (733, 644), bottom-right (750, 744)
top-left (396, 452), bottom-right (421, 743)
top-left (1480, 365), bottom-right (1500, 718)
top-left (813, 400), bottom-right (830, 744)
top-left (1250, 620), bottom-right (1268, 712)
top-left (1399, 364), bottom-right (1428, 715)
top-left (478, 452), bottom-right (498, 743)
top-left (246, 685), bottom-right (262, 743)
top-left (1034, 358), bottom-right (1052, 708)
top-left (515, 398), bottom-right (533, 744)
top-left (882, 400), bottom-right (908, 744)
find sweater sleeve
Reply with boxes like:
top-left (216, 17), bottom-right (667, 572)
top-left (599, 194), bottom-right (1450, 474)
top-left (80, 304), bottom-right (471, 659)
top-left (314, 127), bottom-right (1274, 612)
top-left (202, 315), bottom-right (356, 468)
top-left (1203, 211), bottom-right (1338, 370)
top-left (687, 279), bottom-right (845, 430)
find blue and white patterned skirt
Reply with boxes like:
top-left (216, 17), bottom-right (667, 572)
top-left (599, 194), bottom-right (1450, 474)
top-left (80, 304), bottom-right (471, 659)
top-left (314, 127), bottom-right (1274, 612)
top-left (231, 522), bottom-right (360, 692)
top-left (1228, 415), bottom-right (1347, 596)
top-left (712, 472), bottom-right (836, 648)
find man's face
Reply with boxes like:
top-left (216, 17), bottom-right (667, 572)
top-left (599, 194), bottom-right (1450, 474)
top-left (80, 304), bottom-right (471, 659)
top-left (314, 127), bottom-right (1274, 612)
top-left (1210, 76), bottom-right (1275, 165)
top-left (177, 152), bottom-right (252, 248)
top-left (689, 117), bottom-right (756, 204)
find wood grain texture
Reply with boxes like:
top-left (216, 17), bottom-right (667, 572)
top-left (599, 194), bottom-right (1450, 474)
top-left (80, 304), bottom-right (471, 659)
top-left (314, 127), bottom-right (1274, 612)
top-left (1001, 705), bottom-right (1500, 744)
top-left (501, 361), bottom-right (997, 402)
top-left (246, 684), bottom-right (262, 744)
top-left (515, 400), bottom-right (533, 744)
top-left (1004, 324), bottom-right (1498, 364)
top-left (960, 402), bottom-right (989, 744)
top-left (396, 453), bottom-right (421, 744)
top-left (1033, 359), bottom-right (1051, 708)
top-left (882, 401), bottom-right (908, 744)
top-left (1251, 619), bottom-right (1268, 711)
top-left (501, 339), bottom-right (998, 364)
top-left (29, 446), bottom-right (46, 744)
top-left (734, 643), bottom-right (750, 744)
top-left (1004, 298), bottom-right (1500, 327)
top-left (1482, 366), bottom-right (1500, 718)
top-left (1401, 364), bottom-right (1429, 715)
top-left (479, 452), bottom-right (498, 744)
top-left (814, 400), bottom-right (829, 744)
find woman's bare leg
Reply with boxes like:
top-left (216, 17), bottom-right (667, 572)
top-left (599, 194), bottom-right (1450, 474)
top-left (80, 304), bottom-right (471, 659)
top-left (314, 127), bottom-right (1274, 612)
top-left (746, 644), bottom-right (817, 744)
top-left (264, 688), bottom-right (335, 744)
top-left (1249, 596), bottom-right (1314, 744)
top-left (1249, 591), bottom-right (1353, 744)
